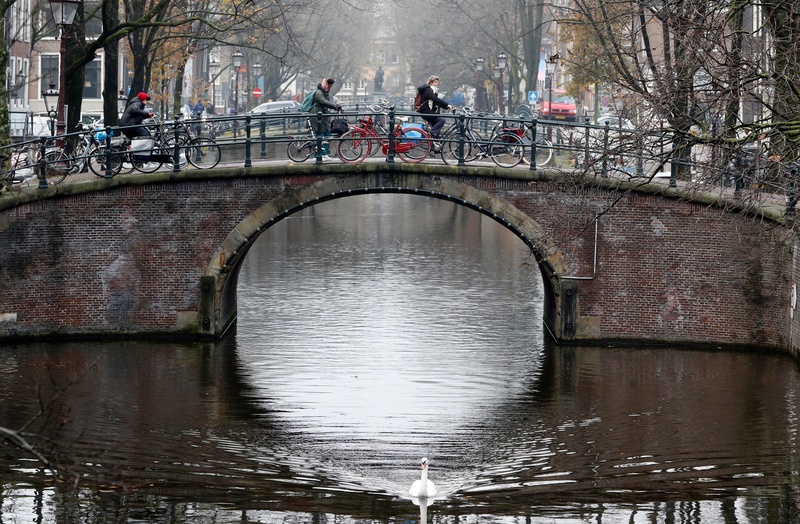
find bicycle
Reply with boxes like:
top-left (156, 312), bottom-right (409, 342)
top-left (287, 115), bottom-right (366, 163)
top-left (0, 144), bottom-right (39, 191)
top-left (503, 121), bottom-right (553, 167)
top-left (338, 104), bottom-right (432, 164)
top-left (89, 120), bottom-right (221, 177)
top-left (423, 109), bottom-right (531, 168)
top-left (286, 117), bottom-right (322, 162)
top-left (480, 115), bottom-right (553, 168)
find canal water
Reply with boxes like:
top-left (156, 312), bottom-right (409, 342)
top-left (1, 194), bottom-right (799, 523)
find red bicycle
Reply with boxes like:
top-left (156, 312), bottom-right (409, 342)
top-left (337, 104), bottom-right (432, 164)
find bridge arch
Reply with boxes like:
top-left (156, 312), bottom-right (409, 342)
top-left (201, 174), bottom-right (575, 340)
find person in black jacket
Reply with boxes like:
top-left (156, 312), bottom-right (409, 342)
top-left (417, 75), bottom-right (452, 151)
top-left (310, 78), bottom-right (342, 160)
top-left (120, 92), bottom-right (153, 139)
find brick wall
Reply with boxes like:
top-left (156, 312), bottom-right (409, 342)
top-left (0, 168), bottom-right (793, 352)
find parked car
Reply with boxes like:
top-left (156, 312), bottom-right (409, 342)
top-left (539, 90), bottom-right (577, 122)
top-left (249, 100), bottom-right (304, 127)
top-left (595, 115), bottom-right (635, 131)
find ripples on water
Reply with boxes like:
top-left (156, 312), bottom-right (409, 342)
top-left (1, 195), bottom-right (800, 522)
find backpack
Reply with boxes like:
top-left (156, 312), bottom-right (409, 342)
top-left (301, 89), bottom-right (316, 112)
top-left (414, 92), bottom-right (423, 112)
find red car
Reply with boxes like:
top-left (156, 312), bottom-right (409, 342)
top-left (540, 90), bottom-right (577, 122)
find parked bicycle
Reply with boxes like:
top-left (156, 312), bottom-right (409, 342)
top-left (286, 117), bottom-right (323, 162)
top-left (287, 115), bottom-right (366, 163)
top-left (434, 109), bottom-right (550, 168)
top-left (0, 143), bottom-right (39, 190)
top-left (338, 104), bottom-right (432, 164)
top-left (89, 117), bottom-right (221, 177)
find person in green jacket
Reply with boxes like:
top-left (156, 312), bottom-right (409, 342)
top-left (310, 77), bottom-right (342, 159)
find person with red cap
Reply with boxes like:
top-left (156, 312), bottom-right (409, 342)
top-left (120, 92), bottom-right (154, 139)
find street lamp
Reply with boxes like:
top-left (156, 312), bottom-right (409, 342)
top-left (251, 62), bottom-right (263, 106)
top-left (251, 62), bottom-right (262, 84)
top-left (475, 57), bottom-right (484, 111)
top-left (8, 68), bottom-right (26, 98)
top-left (495, 51), bottom-right (507, 115)
top-left (208, 59), bottom-right (220, 111)
top-left (41, 82), bottom-right (59, 136)
top-left (231, 50), bottom-right (243, 116)
top-left (117, 90), bottom-right (127, 115)
top-left (545, 52), bottom-right (560, 121)
top-left (47, 0), bottom-right (81, 136)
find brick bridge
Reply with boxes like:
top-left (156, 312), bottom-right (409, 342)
top-left (1, 162), bottom-right (798, 356)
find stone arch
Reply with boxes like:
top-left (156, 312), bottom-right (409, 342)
top-left (200, 174), bottom-right (575, 341)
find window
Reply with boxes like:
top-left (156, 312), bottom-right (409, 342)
top-left (8, 57), bottom-right (28, 102)
top-left (83, 59), bottom-right (101, 99)
top-left (40, 55), bottom-right (59, 96)
top-left (84, 1), bottom-right (103, 37)
top-left (10, 0), bottom-right (31, 43)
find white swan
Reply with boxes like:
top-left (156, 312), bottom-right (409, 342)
top-left (409, 457), bottom-right (437, 498)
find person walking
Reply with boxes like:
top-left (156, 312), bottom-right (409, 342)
top-left (310, 77), bottom-right (342, 161)
top-left (120, 92), bottom-right (153, 140)
top-left (417, 75), bottom-right (452, 152)
top-left (191, 99), bottom-right (205, 117)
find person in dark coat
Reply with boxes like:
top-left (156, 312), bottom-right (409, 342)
top-left (310, 78), bottom-right (342, 159)
top-left (417, 75), bottom-right (452, 151)
top-left (120, 92), bottom-right (153, 139)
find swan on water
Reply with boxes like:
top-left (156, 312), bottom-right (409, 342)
top-left (409, 457), bottom-right (437, 498)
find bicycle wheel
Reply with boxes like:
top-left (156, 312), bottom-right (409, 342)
top-left (535, 138), bottom-right (553, 167)
top-left (88, 145), bottom-right (123, 177)
top-left (522, 137), bottom-right (553, 167)
top-left (132, 158), bottom-right (163, 173)
top-left (42, 149), bottom-right (71, 185)
top-left (185, 138), bottom-right (221, 169)
top-left (442, 129), bottom-right (481, 165)
top-left (395, 126), bottom-right (431, 163)
top-left (367, 130), bottom-right (382, 157)
top-left (490, 132), bottom-right (525, 168)
top-left (337, 129), bottom-right (368, 164)
top-left (287, 139), bottom-right (312, 162)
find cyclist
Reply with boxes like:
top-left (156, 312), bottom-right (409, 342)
top-left (310, 77), bottom-right (343, 161)
top-left (120, 92), bottom-right (154, 140)
top-left (416, 75), bottom-right (453, 152)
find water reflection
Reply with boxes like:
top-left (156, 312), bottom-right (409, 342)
top-left (1, 195), bottom-right (800, 522)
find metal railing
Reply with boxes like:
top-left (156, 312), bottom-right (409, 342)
top-left (3, 107), bottom-right (796, 212)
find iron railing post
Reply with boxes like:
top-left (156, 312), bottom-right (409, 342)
top-left (529, 118), bottom-right (538, 171)
top-left (457, 113), bottom-right (466, 167)
top-left (601, 122), bottom-right (609, 178)
top-left (172, 120), bottom-right (181, 173)
top-left (245, 115), bottom-right (252, 168)
top-left (387, 107), bottom-right (396, 163)
top-left (104, 126), bottom-right (114, 179)
top-left (260, 116), bottom-right (267, 159)
top-left (37, 136), bottom-right (48, 189)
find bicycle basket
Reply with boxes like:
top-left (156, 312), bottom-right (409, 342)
top-left (400, 124), bottom-right (423, 144)
top-left (93, 128), bottom-right (113, 142)
top-left (130, 138), bottom-right (155, 161)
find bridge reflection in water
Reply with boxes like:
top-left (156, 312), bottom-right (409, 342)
top-left (0, 195), bottom-right (798, 523)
